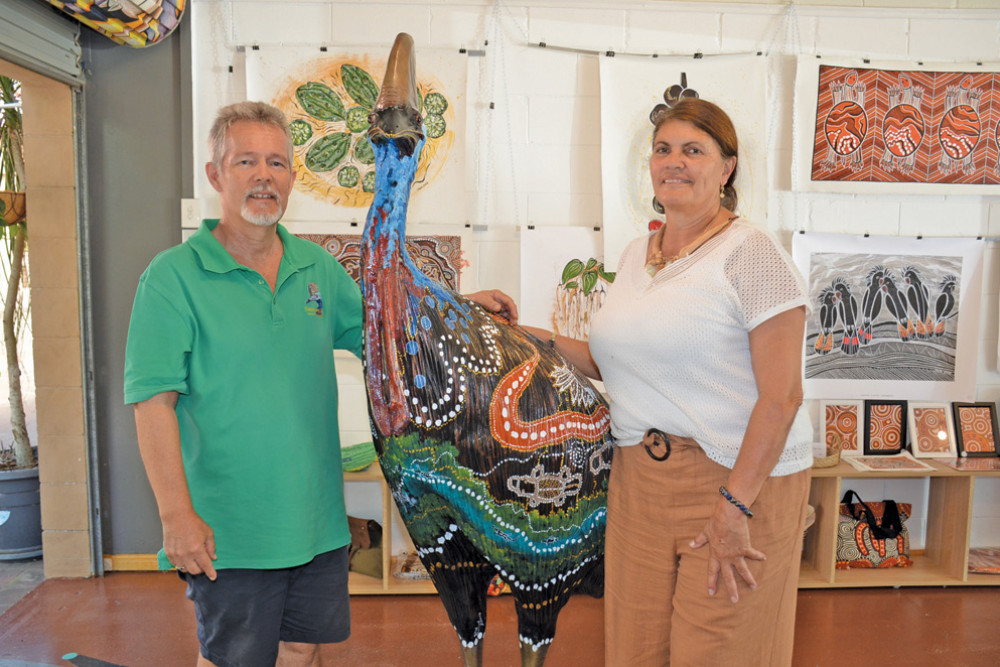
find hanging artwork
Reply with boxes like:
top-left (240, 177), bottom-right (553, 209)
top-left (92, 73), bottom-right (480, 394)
top-left (519, 227), bottom-right (613, 340)
top-left (795, 57), bottom-right (1000, 194)
top-left (45, 0), bottom-right (186, 48)
top-left (298, 233), bottom-right (465, 290)
top-left (246, 46), bottom-right (466, 225)
top-left (599, 54), bottom-right (768, 267)
top-left (792, 233), bottom-right (983, 401)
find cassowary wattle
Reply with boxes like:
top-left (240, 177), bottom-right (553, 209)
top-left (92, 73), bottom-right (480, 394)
top-left (360, 33), bottom-right (613, 667)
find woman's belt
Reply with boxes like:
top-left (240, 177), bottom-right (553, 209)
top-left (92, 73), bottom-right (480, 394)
top-left (638, 428), bottom-right (699, 461)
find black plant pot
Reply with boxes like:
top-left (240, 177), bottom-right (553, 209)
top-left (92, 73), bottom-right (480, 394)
top-left (0, 466), bottom-right (43, 560)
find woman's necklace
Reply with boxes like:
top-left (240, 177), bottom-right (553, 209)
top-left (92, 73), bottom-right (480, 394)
top-left (645, 213), bottom-right (737, 277)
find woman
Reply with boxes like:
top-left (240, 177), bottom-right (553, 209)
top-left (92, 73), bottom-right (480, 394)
top-left (528, 98), bottom-right (812, 665)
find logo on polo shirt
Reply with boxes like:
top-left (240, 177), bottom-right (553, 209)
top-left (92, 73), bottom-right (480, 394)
top-left (305, 282), bottom-right (324, 317)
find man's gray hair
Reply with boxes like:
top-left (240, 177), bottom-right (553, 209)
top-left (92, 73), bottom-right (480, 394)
top-left (208, 101), bottom-right (293, 166)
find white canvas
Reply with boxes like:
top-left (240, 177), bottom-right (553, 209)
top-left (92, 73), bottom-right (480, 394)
top-left (599, 53), bottom-right (769, 268)
top-left (792, 232), bottom-right (983, 401)
top-left (245, 46), bottom-right (467, 225)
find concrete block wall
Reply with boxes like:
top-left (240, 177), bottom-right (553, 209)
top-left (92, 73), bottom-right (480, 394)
top-left (188, 0), bottom-right (1000, 548)
top-left (1, 58), bottom-right (91, 577)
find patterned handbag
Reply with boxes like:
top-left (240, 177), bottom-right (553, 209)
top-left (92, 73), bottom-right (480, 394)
top-left (836, 490), bottom-right (913, 569)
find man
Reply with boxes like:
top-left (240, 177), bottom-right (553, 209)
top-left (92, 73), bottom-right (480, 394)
top-left (124, 101), bottom-right (515, 666)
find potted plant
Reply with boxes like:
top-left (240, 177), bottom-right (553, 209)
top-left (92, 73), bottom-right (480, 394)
top-left (0, 73), bottom-right (40, 561)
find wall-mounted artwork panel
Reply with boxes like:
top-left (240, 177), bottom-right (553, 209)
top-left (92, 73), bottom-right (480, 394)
top-left (246, 46), bottom-right (466, 225)
top-left (599, 53), bottom-right (767, 267)
top-left (792, 233), bottom-right (983, 401)
top-left (795, 57), bottom-right (1000, 194)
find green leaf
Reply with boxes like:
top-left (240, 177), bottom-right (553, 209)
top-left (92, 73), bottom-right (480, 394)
top-left (561, 259), bottom-right (584, 284)
top-left (581, 272), bottom-right (598, 296)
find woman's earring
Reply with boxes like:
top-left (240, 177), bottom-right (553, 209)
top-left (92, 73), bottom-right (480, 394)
top-left (719, 184), bottom-right (725, 200)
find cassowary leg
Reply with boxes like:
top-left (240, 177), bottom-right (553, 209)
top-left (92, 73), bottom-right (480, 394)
top-left (519, 641), bottom-right (550, 667)
top-left (420, 532), bottom-right (496, 666)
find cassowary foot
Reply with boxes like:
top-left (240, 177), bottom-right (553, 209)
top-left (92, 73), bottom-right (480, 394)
top-left (519, 640), bottom-right (551, 667)
top-left (460, 641), bottom-right (484, 667)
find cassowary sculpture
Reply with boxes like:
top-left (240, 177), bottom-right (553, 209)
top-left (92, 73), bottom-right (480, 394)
top-left (360, 33), bottom-right (613, 666)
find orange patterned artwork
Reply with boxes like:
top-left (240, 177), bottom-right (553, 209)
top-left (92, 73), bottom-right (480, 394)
top-left (910, 406), bottom-right (954, 457)
top-left (811, 65), bottom-right (1000, 185)
top-left (864, 401), bottom-right (906, 455)
top-left (954, 403), bottom-right (1000, 457)
top-left (824, 402), bottom-right (861, 456)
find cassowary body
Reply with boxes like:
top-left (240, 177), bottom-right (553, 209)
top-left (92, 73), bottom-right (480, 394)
top-left (360, 34), bottom-right (612, 666)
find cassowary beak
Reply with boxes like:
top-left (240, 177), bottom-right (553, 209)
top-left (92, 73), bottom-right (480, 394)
top-left (369, 33), bottom-right (424, 157)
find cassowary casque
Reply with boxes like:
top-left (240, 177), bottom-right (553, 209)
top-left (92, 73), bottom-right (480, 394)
top-left (360, 33), bottom-right (613, 667)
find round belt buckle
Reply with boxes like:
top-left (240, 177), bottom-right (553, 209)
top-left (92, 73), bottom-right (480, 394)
top-left (642, 428), bottom-right (671, 461)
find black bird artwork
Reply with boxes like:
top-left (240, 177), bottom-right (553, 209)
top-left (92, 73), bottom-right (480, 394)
top-left (858, 264), bottom-right (886, 345)
top-left (902, 266), bottom-right (932, 339)
top-left (831, 278), bottom-right (860, 355)
top-left (814, 287), bottom-right (839, 355)
top-left (933, 274), bottom-right (958, 337)
top-left (360, 34), bottom-right (612, 667)
top-left (880, 273), bottom-right (911, 341)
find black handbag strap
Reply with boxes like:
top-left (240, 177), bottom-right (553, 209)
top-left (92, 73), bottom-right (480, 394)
top-left (841, 490), bottom-right (903, 539)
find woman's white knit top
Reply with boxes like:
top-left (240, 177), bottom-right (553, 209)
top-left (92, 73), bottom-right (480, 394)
top-left (589, 218), bottom-right (813, 476)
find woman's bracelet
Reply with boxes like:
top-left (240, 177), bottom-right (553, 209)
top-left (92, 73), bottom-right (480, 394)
top-left (719, 485), bottom-right (754, 518)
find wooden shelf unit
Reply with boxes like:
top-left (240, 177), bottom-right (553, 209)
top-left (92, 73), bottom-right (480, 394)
top-left (802, 460), bottom-right (998, 588)
top-left (345, 467), bottom-right (436, 595)
top-left (348, 459), bottom-right (1000, 593)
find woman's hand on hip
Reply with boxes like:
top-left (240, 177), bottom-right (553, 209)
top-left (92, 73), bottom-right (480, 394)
top-left (690, 500), bottom-right (766, 603)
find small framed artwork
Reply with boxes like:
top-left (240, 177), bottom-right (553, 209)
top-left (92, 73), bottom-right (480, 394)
top-left (864, 400), bottom-right (908, 455)
top-left (821, 400), bottom-right (863, 457)
top-left (907, 402), bottom-right (957, 459)
top-left (952, 402), bottom-right (1000, 458)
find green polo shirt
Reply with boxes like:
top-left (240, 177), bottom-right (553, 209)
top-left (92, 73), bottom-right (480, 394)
top-left (124, 220), bottom-right (363, 570)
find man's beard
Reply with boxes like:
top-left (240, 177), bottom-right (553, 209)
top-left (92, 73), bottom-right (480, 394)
top-left (242, 186), bottom-right (284, 226)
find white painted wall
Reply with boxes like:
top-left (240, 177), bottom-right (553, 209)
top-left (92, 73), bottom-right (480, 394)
top-left (188, 0), bottom-right (1000, 550)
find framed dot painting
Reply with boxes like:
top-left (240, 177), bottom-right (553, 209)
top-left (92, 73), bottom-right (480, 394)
top-left (907, 402), bottom-right (957, 459)
top-left (864, 400), bottom-right (908, 456)
top-left (952, 402), bottom-right (1000, 458)
top-left (821, 400), bottom-right (863, 457)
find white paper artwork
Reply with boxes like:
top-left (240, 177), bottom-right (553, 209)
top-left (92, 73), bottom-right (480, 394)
top-left (246, 46), bottom-right (467, 225)
top-left (792, 233), bottom-right (983, 401)
top-left (599, 54), bottom-right (768, 268)
top-left (519, 226), bottom-right (611, 341)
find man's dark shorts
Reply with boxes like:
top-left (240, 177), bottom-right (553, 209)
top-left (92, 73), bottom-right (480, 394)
top-left (181, 546), bottom-right (350, 667)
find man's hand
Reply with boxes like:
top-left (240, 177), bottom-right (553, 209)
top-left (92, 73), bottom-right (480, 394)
top-left (163, 509), bottom-right (218, 581)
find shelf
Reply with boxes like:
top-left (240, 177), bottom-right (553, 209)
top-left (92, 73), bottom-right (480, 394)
top-left (802, 459), bottom-right (998, 588)
top-left (346, 460), bottom-right (999, 592)
top-left (345, 466), bottom-right (439, 596)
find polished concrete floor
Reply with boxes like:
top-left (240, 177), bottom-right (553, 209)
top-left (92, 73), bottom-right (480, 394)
top-left (0, 556), bottom-right (43, 617)
top-left (1, 572), bottom-right (999, 666)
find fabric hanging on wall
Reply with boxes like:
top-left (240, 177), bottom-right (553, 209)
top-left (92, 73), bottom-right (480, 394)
top-left (297, 232), bottom-right (464, 291)
top-left (598, 53), bottom-right (768, 268)
top-left (794, 56), bottom-right (1000, 194)
top-left (791, 232), bottom-right (983, 401)
top-left (245, 46), bottom-right (467, 226)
